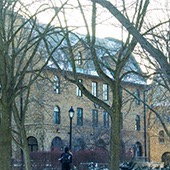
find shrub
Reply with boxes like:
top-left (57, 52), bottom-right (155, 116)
top-left (30, 151), bottom-right (61, 169)
top-left (30, 147), bottom-right (109, 169)
top-left (72, 147), bottom-right (109, 168)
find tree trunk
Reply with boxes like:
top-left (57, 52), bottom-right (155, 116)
top-left (0, 104), bottom-right (12, 170)
top-left (21, 126), bottom-right (31, 170)
top-left (110, 114), bottom-right (121, 170)
top-left (109, 85), bottom-right (121, 169)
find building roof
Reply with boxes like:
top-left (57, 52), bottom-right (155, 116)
top-left (46, 30), bottom-right (146, 85)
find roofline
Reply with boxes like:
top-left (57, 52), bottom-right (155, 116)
top-left (45, 66), bottom-right (147, 88)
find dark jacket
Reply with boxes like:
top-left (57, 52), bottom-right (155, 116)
top-left (59, 147), bottom-right (72, 170)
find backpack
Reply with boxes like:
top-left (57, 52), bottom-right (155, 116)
top-left (62, 153), bottom-right (71, 164)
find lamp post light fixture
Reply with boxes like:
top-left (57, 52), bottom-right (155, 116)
top-left (68, 106), bottom-right (74, 150)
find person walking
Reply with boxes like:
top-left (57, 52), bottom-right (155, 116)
top-left (59, 147), bottom-right (72, 170)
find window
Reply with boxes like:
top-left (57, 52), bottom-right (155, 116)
top-left (135, 89), bottom-right (140, 105)
top-left (92, 109), bottom-right (98, 127)
top-left (51, 137), bottom-right (62, 151)
top-left (27, 136), bottom-right (38, 152)
top-left (75, 138), bottom-right (85, 150)
top-left (159, 130), bottom-right (165, 143)
top-left (76, 79), bottom-right (82, 97)
top-left (96, 138), bottom-right (106, 148)
top-left (77, 51), bottom-right (82, 65)
top-left (135, 115), bottom-right (140, 131)
top-left (103, 83), bottom-right (109, 101)
top-left (54, 76), bottom-right (60, 94)
top-left (53, 106), bottom-right (60, 124)
top-left (77, 108), bottom-right (83, 126)
top-left (120, 112), bottom-right (123, 129)
top-left (103, 111), bottom-right (109, 128)
top-left (92, 81), bottom-right (98, 97)
top-left (134, 142), bottom-right (142, 157)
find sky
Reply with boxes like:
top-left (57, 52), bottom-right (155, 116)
top-left (19, 0), bottom-right (169, 84)
top-left (21, 0), bottom-right (169, 41)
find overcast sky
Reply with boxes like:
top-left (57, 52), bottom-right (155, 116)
top-left (21, 0), bottom-right (169, 40)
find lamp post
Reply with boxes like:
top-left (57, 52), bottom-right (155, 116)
top-left (68, 106), bottom-right (74, 150)
top-left (20, 84), bottom-right (23, 170)
top-left (143, 89), bottom-right (148, 161)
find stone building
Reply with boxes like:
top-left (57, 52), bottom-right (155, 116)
top-left (147, 84), bottom-right (170, 165)
top-left (12, 35), bottom-right (148, 163)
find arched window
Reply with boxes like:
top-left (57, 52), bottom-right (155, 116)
top-left (54, 76), bottom-right (60, 94)
top-left (54, 106), bottom-right (60, 124)
top-left (159, 130), bottom-right (165, 143)
top-left (162, 152), bottom-right (170, 166)
top-left (51, 137), bottom-right (63, 151)
top-left (75, 138), bottom-right (85, 150)
top-left (135, 115), bottom-right (140, 131)
top-left (134, 142), bottom-right (142, 157)
top-left (27, 136), bottom-right (38, 152)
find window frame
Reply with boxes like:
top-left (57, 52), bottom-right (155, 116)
top-left (27, 136), bottom-right (38, 152)
top-left (54, 76), bottom-right (60, 94)
top-left (92, 109), bottom-right (98, 127)
top-left (77, 51), bottom-right (82, 65)
top-left (103, 111), bottom-right (109, 128)
top-left (103, 83), bottom-right (109, 101)
top-left (77, 107), bottom-right (83, 126)
top-left (159, 130), bottom-right (165, 144)
top-left (135, 115), bottom-right (140, 131)
top-left (53, 106), bottom-right (60, 124)
top-left (76, 79), bottom-right (82, 97)
top-left (92, 81), bottom-right (98, 97)
top-left (135, 89), bottom-right (140, 105)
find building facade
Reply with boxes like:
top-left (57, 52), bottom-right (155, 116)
top-left (12, 36), bottom-right (149, 164)
top-left (147, 84), bottom-right (170, 165)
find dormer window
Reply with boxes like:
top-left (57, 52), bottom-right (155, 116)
top-left (77, 51), bottom-right (82, 65)
top-left (92, 81), bottom-right (98, 97)
top-left (103, 83), bottom-right (109, 101)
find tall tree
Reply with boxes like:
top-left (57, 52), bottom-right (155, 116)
top-left (89, 0), bottom-right (170, 166)
top-left (91, 0), bottom-right (170, 85)
top-left (48, 0), bottom-right (149, 169)
top-left (0, 0), bottom-right (64, 169)
top-left (92, 0), bottom-right (170, 136)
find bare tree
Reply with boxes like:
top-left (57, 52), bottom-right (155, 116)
top-left (45, 1), bottom-right (150, 169)
top-left (91, 0), bottom-right (170, 85)
top-left (89, 0), bottom-right (170, 167)
top-left (92, 0), bottom-right (170, 132)
top-left (0, 0), bottom-right (66, 169)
